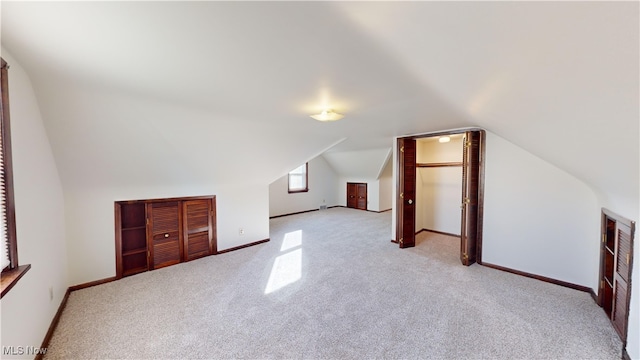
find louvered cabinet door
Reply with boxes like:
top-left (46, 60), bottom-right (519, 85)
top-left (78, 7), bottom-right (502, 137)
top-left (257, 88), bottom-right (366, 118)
top-left (612, 222), bottom-right (634, 339)
top-left (183, 199), bottom-right (214, 261)
top-left (148, 201), bottom-right (182, 269)
top-left (356, 183), bottom-right (367, 210)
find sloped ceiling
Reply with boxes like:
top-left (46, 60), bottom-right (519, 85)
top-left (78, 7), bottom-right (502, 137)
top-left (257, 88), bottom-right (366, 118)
top-left (322, 148), bottom-right (391, 180)
top-left (1, 2), bottom-right (637, 209)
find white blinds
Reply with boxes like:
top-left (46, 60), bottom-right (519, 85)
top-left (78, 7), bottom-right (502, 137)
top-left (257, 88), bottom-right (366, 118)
top-left (288, 164), bottom-right (307, 191)
top-left (0, 116), bottom-right (9, 269)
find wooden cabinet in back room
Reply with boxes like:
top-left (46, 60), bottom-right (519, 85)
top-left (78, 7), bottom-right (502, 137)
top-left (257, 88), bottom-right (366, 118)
top-left (115, 195), bottom-right (217, 279)
top-left (346, 182), bottom-right (367, 210)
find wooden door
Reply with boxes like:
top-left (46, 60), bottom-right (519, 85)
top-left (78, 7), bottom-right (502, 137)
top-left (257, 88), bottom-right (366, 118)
top-left (460, 131), bottom-right (481, 266)
top-left (147, 201), bottom-right (182, 269)
top-left (598, 209), bottom-right (635, 344)
top-left (356, 183), bottom-right (367, 210)
top-left (600, 216), bottom-right (616, 317)
top-left (396, 138), bottom-right (416, 248)
top-left (183, 198), bottom-right (216, 261)
top-left (347, 183), bottom-right (357, 208)
top-left (612, 221), bottom-right (634, 340)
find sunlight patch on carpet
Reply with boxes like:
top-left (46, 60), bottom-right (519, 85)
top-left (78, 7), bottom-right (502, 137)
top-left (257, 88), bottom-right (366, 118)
top-left (280, 230), bottom-right (302, 251)
top-left (265, 230), bottom-right (303, 294)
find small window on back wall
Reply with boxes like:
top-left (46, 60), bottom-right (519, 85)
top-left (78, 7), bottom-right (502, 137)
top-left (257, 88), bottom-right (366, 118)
top-left (288, 163), bottom-right (308, 193)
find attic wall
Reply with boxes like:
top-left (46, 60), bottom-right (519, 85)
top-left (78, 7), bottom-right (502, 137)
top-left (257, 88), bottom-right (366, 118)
top-left (65, 184), bottom-right (269, 285)
top-left (416, 167), bottom-right (462, 235)
top-left (269, 155), bottom-right (339, 217)
top-left (378, 159), bottom-right (393, 212)
top-left (0, 50), bottom-right (68, 359)
top-left (482, 131), bottom-right (600, 287)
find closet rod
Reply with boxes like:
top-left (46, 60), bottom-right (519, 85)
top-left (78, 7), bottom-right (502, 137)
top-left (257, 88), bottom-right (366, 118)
top-left (416, 162), bottom-right (463, 168)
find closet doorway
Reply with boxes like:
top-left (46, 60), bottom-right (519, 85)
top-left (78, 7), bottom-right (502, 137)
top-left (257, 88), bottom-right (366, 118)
top-left (347, 182), bottom-right (367, 210)
top-left (395, 129), bottom-right (485, 266)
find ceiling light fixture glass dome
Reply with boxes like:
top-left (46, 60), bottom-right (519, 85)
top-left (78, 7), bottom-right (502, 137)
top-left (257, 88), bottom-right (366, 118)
top-left (310, 109), bottom-right (344, 122)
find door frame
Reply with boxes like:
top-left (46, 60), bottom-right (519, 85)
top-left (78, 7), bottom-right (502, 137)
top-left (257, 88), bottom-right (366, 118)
top-left (598, 208), bottom-right (635, 347)
top-left (394, 128), bottom-right (486, 265)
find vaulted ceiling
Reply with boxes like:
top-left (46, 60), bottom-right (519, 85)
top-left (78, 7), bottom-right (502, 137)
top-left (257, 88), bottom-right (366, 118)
top-left (1, 2), bottom-right (637, 210)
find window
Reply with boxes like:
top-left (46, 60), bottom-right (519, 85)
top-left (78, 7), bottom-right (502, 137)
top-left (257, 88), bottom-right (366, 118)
top-left (1, 58), bottom-right (30, 299)
top-left (288, 163), bottom-right (308, 193)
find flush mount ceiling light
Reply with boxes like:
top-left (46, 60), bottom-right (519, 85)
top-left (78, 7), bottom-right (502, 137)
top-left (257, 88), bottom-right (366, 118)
top-left (310, 109), bottom-right (344, 122)
top-left (438, 136), bottom-right (451, 143)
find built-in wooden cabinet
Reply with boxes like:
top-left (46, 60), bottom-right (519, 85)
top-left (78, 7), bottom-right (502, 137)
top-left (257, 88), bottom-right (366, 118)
top-left (117, 202), bottom-right (148, 277)
top-left (183, 199), bottom-right (216, 261)
top-left (346, 182), bottom-right (367, 210)
top-left (599, 208), bottom-right (635, 343)
top-left (115, 195), bottom-right (216, 279)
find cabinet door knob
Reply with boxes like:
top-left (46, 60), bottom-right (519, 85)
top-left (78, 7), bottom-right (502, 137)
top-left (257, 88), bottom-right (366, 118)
top-left (164, 233), bottom-right (169, 238)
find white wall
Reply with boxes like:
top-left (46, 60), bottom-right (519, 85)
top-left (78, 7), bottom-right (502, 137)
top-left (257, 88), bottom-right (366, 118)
top-left (482, 131), bottom-right (600, 287)
top-left (269, 155), bottom-right (339, 217)
top-left (416, 137), bottom-right (463, 235)
top-left (378, 158), bottom-right (393, 212)
top-left (322, 148), bottom-right (391, 179)
top-left (418, 167), bottom-right (462, 235)
top-left (0, 50), bottom-right (68, 359)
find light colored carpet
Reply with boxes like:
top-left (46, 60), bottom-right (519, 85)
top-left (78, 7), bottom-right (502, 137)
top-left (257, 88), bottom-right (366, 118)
top-left (45, 207), bottom-right (621, 359)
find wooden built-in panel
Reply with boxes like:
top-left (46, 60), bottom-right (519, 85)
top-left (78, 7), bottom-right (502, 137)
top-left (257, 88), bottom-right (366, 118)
top-left (613, 280), bottom-right (628, 337)
top-left (121, 228), bottom-right (146, 254)
top-left (148, 201), bottom-right (182, 269)
top-left (616, 228), bottom-right (631, 281)
top-left (121, 203), bottom-right (145, 229)
top-left (183, 198), bottom-right (215, 261)
top-left (122, 252), bottom-right (148, 277)
top-left (115, 202), bottom-right (148, 277)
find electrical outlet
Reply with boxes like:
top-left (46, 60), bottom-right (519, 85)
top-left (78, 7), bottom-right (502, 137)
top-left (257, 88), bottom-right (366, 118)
top-left (49, 286), bottom-right (53, 301)
top-left (239, 228), bottom-right (245, 236)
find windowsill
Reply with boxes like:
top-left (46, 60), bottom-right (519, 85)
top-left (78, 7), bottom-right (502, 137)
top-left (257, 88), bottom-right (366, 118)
top-left (1, 264), bottom-right (31, 299)
top-left (288, 189), bottom-right (309, 194)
